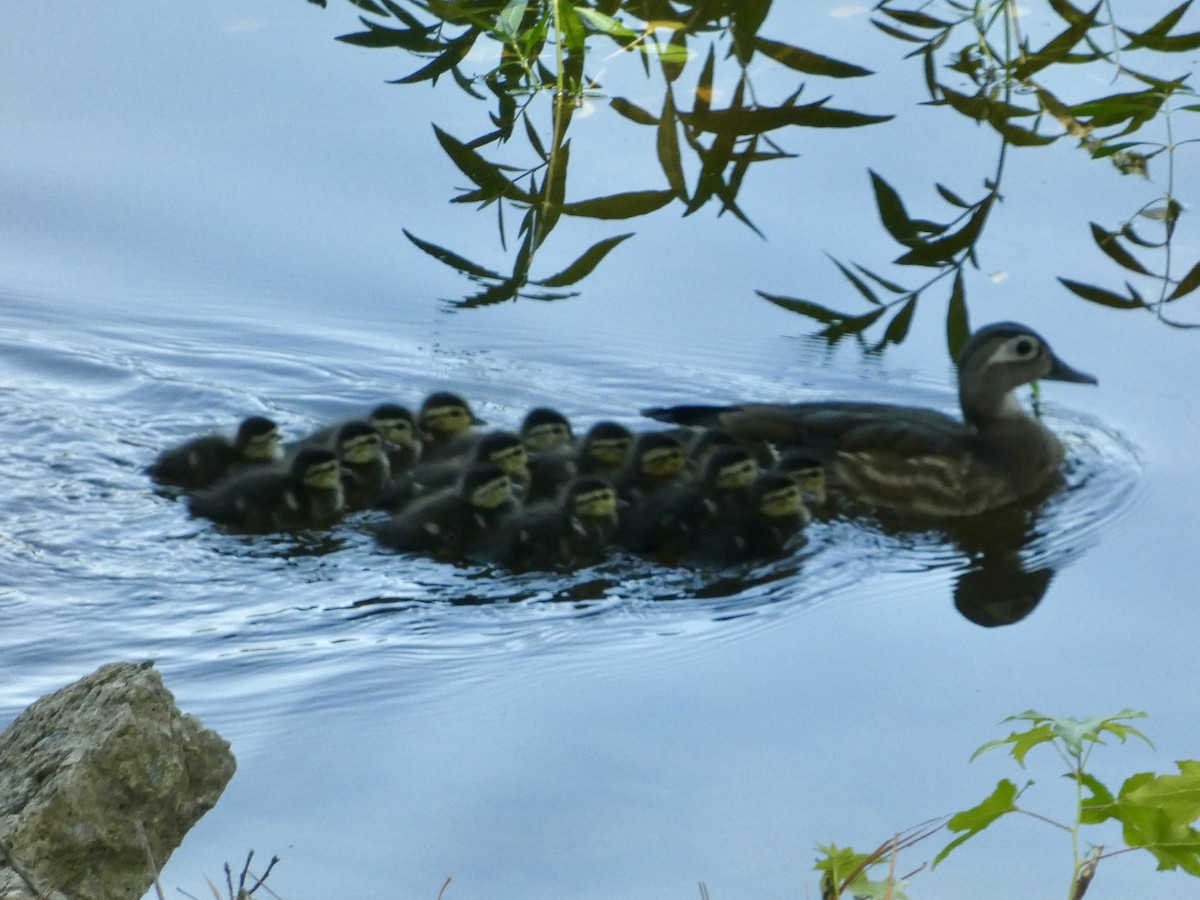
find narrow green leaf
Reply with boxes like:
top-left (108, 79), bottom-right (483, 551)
top-left (657, 90), bottom-right (687, 200)
top-left (870, 19), bottom-right (927, 43)
top-left (1059, 277), bottom-right (1145, 308)
top-left (946, 270), bottom-right (969, 356)
top-left (453, 278), bottom-right (523, 309)
top-left (561, 190), bottom-right (676, 219)
top-left (1047, 0), bottom-right (1091, 25)
top-left (934, 779), bottom-right (1019, 867)
top-left (895, 195), bottom-right (994, 266)
top-left (854, 264), bottom-right (908, 294)
top-left (610, 97), bottom-right (659, 126)
top-left (936, 183), bottom-right (971, 208)
top-left (389, 27), bottom-right (479, 84)
top-left (337, 18), bottom-right (440, 51)
top-left (347, 0), bottom-right (388, 16)
top-left (403, 229), bottom-right (504, 279)
top-left (1013, 2), bottom-right (1101, 79)
top-left (694, 45), bottom-right (715, 118)
top-left (433, 124), bottom-right (529, 203)
top-left (495, 0), bottom-right (527, 37)
top-left (534, 233), bottom-right (633, 287)
top-left (1169, 257), bottom-right (1200, 300)
top-left (820, 307), bottom-right (887, 342)
top-left (753, 36), bottom-right (873, 78)
top-left (878, 296), bottom-right (918, 348)
top-left (1090, 222), bottom-right (1151, 274)
top-left (883, 8), bottom-right (952, 29)
top-left (869, 170), bottom-right (920, 245)
top-left (988, 114), bottom-right (1058, 146)
top-left (756, 291), bottom-right (848, 324)
top-left (572, 6), bottom-right (639, 39)
top-left (829, 256), bottom-right (882, 305)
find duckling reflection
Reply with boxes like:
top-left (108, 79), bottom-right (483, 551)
top-left (644, 322), bottom-right (1096, 517)
top-left (149, 415), bottom-right (281, 491)
top-left (188, 447), bottom-right (344, 532)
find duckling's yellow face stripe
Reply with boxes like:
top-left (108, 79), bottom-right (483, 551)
top-left (245, 430), bottom-right (281, 460)
top-left (341, 433), bottom-right (383, 465)
top-left (303, 460), bottom-right (343, 490)
top-left (525, 423), bottom-right (571, 452)
top-left (470, 476), bottom-right (514, 510)
top-left (760, 484), bottom-right (804, 518)
top-left (488, 444), bottom-right (529, 477)
top-left (587, 438), bottom-right (631, 466)
top-left (796, 468), bottom-right (827, 504)
top-left (573, 487), bottom-right (617, 518)
top-left (715, 458), bottom-right (758, 490)
top-left (375, 418), bottom-right (415, 447)
top-left (422, 405), bottom-right (472, 437)
top-left (640, 447), bottom-right (686, 477)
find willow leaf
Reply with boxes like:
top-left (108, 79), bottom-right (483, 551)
top-left (347, 0), bottom-right (389, 16)
top-left (882, 8), bottom-right (952, 29)
top-left (389, 27), bottom-right (479, 84)
top-left (877, 296), bottom-right (917, 349)
top-left (657, 91), bottom-right (687, 200)
top-left (821, 307), bottom-right (887, 342)
top-left (756, 291), bottom-right (848, 324)
top-left (534, 233), bottom-right (633, 287)
top-left (433, 125), bottom-right (530, 202)
top-left (988, 114), bottom-right (1058, 146)
top-left (337, 18), bottom-right (441, 51)
top-left (947, 270), bottom-right (969, 357)
top-left (895, 196), bottom-right (994, 266)
top-left (753, 36), bottom-right (873, 78)
top-left (573, 6), bottom-right (640, 39)
top-left (869, 170), bottom-right (920, 245)
top-left (403, 229), bottom-right (504, 279)
top-left (829, 256), bottom-right (881, 305)
top-left (1090, 223), bottom-right (1151, 274)
top-left (610, 97), bottom-right (659, 126)
top-left (561, 190), bottom-right (675, 219)
top-left (870, 18), bottom-right (928, 43)
top-left (453, 279), bottom-right (523, 309)
top-left (1169, 257), bottom-right (1200, 300)
top-left (1058, 277), bottom-right (1145, 308)
top-left (854, 264), bottom-right (908, 294)
top-left (1012, 1), bottom-right (1101, 78)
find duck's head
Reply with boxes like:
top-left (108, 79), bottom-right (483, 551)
top-left (703, 446), bottom-right (759, 492)
top-left (631, 432), bottom-right (688, 479)
top-left (521, 407), bottom-right (574, 452)
top-left (292, 448), bottom-right (342, 491)
top-left (755, 472), bottom-right (809, 522)
top-left (420, 392), bottom-right (484, 440)
top-left (474, 431), bottom-right (530, 480)
top-left (957, 323), bottom-right (1097, 426)
top-left (460, 463), bottom-right (516, 511)
top-left (336, 422), bottom-right (385, 466)
top-left (687, 427), bottom-right (739, 463)
top-left (581, 421), bottom-right (634, 469)
top-left (236, 416), bottom-right (282, 461)
top-left (774, 449), bottom-right (828, 506)
top-left (564, 477), bottom-right (619, 521)
top-left (369, 403), bottom-right (418, 448)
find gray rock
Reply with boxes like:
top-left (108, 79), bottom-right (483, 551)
top-left (0, 661), bottom-right (236, 900)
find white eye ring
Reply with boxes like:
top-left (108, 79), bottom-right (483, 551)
top-left (990, 335), bottom-right (1040, 364)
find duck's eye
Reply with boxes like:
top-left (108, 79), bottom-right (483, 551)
top-left (1014, 338), bottom-right (1035, 357)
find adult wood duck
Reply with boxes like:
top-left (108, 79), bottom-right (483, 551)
top-left (643, 322), bottom-right (1097, 517)
top-left (187, 447), bottom-right (344, 532)
top-left (374, 463), bottom-right (519, 562)
top-left (149, 415), bottom-right (281, 491)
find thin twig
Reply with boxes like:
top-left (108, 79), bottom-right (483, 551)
top-left (135, 821), bottom-right (167, 900)
top-left (436, 876), bottom-right (452, 900)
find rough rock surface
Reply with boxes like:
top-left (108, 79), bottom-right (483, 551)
top-left (0, 661), bottom-right (236, 900)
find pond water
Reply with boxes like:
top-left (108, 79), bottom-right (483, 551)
top-left (2, 2), bottom-right (1199, 899)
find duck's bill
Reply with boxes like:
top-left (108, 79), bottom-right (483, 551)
top-left (1046, 355), bottom-right (1098, 385)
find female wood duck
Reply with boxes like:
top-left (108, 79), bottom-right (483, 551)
top-left (332, 421), bottom-right (391, 510)
top-left (187, 447), bottom-right (344, 532)
top-left (418, 391), bottom-right (485, 461)
top-left (149, 415), bottom-right (281, 491)
top-left (643, 322), bottom-right (1097, 518)
top-left (374, 463), bottom-right (519, 561)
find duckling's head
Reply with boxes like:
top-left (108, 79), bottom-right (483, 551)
top-left (687, 427), bottom-right (739, 463)
top-left (581, 421), bottom-right (633, 469)
top-left (474, 431), bottom-right (529, 480)
top-left (703, 446), bottom-right (759, 492)
top-left (236, 416), bottom-right (282, 461)
top-left (420, 392), bottom-right (483, 440)
top-left (564, 477), bottom-right (619, 521)
top-left (369, 403), bottom-right (418, 448)
top-left (520, 407), bottom-right (574, 452)
top-left (292, 448), bottom-right (342, 491)
top-left (957, 323), bottom-right (1097, 426)
top-left (774, 449), bottom-right (828, 506)
top-left (755, 472), bottom-right (810, 523)
top-left (460, 463), bottom-right (516, 511)
top-left (336, 421), bottom-right (385, 466)
top-left (631, 432), bottom-right (688, 479)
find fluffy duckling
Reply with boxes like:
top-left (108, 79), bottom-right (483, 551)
top-left (615, 431), bottom-right (690, 505)
top-left (333, 421), bottom-right (392, 510)
top-left (519, 407), bottom-right (579, 503)
top-left (374, 463), bottom-right (519, 561)
top-left (418, 391), bottom-right (485, 461)
top-left (574, 421), bottom-right (634, 479)
top-left (363, 403), bottom-right (421, 474)
top-left (187, 447), bottom-right (344, 532)
top-left (772, 448), bottom-right (829, 508)
top-left (149, 416), bottom-right (281, 491)
top-left (380, 430), bottom-right (530, 511)
top-left (502, 476), bottom-right (621, 570)
top-left (520, 407), bottom-right (575, 452)
top-left (683, 471), bottom-right (811, 567)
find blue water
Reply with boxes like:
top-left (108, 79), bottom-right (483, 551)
top-left (2, 3), bottom-right (1198, 899)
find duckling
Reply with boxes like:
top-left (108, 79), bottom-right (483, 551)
top-left (772, 448), bottom-right (829, 508)
top-left (418, 391), bottom-right (485, 461)
top-left (333, 421), bottom-right (391, 510)
top-left (149, 415), bottom-right (281, 491)
top-left (374, 463), bottom-right (520, 561)
top-left (520, 407), bottom-right (575, 452)
top-left (574, 421), bottom-right (634, 479)
top-left (683, 471), bottom-right (811, 567)
top-left (614, 431), bottom-right (691, 505)
top-left (379, 430), bottom-right (531, 510)
top-left (643, 322), bottom-right (1097, 517)
top-left (518, 407), bottom-right (580, 503)
top-left (363, 403), bottom-right (421, 474)
top-left (187, 447), bottom-right (344, 532)
top-left (502, 476), bottom-right (622, 570)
